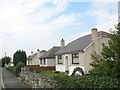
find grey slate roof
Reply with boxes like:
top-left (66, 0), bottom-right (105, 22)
top-left (27, 50), bottom-right (46, 60)
top-left (55, 31), bottom-right (108, 55)
top-left (27, 53), bottom-right (37, 60)
top-left (40, 46), bottom-right (61, 58)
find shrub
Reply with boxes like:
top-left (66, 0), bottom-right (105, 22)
top-left (54, 71), bottom-right (60, 73)
top-left (7, 66), bottom-right (16, 75)
top-left (53, 75), bottom-right (120, 88)
top-left (15, 62), bottom-right (25, 76)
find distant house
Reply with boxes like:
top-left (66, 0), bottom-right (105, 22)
top-left (39, 46), bottom-right (61, 67)
top-left (27, 49), bottom-right (46, 65)
top-left (55, 28), bottom-right (109, 76)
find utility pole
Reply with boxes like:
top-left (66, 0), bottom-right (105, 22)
top-left (4, 52), bottom-right (7, 67)
top-left (4, 52), bottom-right (6, 57)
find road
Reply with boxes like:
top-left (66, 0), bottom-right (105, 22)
top-left (0, 67), bottom-right (30, 89)
top-left (0, 67), bottom-right (3, 89)
top-left (0, 60), bottom-right (3, 89)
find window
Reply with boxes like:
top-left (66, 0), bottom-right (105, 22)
top-left (40, 59), bottom-right (42, 65)
top-left (43, 59), bottom-right (46, 65)
top-left (58, 55), bottom-right (62, 64)
top-left (72, 53), bottom-right (79, 64)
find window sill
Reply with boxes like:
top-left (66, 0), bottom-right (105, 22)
top-left (58, 63), bottom-right (63, 64)
top-left (72, 63), bottom-right (79, 64)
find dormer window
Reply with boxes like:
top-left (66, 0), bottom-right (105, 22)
top-left (72, 53), bottom-right (79, 64)
top-left (58, 55), bottom-right (62, 64)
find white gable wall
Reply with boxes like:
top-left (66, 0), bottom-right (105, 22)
top-left (32, 57), bottom-right (39, 65)
top-left (98, 36), bottom-right (109, 53)
top-left (84, 43), bottom-right (94, 72)
top-left (83, 36), bottom-right (109, 72)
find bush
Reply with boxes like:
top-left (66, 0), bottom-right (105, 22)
top-left (15, 62), bottom-right (25, 76)
top-left (54, 71), bottom-right (60, 73)
top-left (54, 75), bottom-right (120, 88)
top-left (7, 66), bottom-right (16, 74)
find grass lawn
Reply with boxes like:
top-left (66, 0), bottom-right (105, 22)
top-left (40, 71), bottom-right (65, 77)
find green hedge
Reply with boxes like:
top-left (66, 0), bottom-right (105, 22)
top-left (54, 75), bottom-right (120, 88)
top-left (7, 62), bottom-right (25, 77)
top-left (7, 66), bottom-right (16, 75)
top-left (15, 62), bottom-right (25, 76)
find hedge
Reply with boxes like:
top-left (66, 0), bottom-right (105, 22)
top-left (7, 62), bottom-right (25, 77)
top-left (7, 66), bottom-right (16, 75)
top-left (53, 75), bottom-right (120, 89)
top-left (15, 62), bottom-right (25, 76)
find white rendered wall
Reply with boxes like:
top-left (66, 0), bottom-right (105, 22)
top-left (56, 65), bottom-right (66, 72)
top-left (46, 58), bottom-right (55, 66)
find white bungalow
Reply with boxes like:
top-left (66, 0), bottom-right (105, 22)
top-left (55, 28), bottom-right (109, 76)
top-left (39, 46), bottom-right (61, 67)
top-left (27, 49), bottom-right (46, 65)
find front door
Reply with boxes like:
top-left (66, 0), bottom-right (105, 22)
top-left (65, 56), bottom-right (69, 71)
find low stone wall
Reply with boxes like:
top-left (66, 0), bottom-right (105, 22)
top-left (19, 67), bottom-right (56, 88)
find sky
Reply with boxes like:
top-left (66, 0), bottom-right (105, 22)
top-left (0, 0), bottom-right (119, 58)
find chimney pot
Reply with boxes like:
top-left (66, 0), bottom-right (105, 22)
top-left (31, 51), bottom-right (33, 56)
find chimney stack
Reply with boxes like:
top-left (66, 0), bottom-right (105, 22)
top-left (61, 39), bottom-right (65, 49)
top-left (91, 28), bottom-right (100, 54)
top-left (31, 51), bottom-right (33, 56)
top-left (37, 49), bottom-right (40, 58)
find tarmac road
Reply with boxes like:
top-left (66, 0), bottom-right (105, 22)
top-left (1, 67), bottom-right (29, 89)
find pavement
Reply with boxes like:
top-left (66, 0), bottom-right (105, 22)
top-left (1, 67), bottom-right (30, 89)
top-left (0, 67), bottom-right (3, 90)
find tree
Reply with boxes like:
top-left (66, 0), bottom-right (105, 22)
top-left (1, 56), bottom-right (11, 67)
top-left (13, 50), bottom-right (27, 66)
top-left (90, 23), bottom-right (120, 78)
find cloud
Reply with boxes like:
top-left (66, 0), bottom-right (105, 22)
top-left (72, 2), bottom-right (118, 45)
top-left (58, 0), bottom-right (119, 2)
top-left (86, 2), bottom-right (118, 32)
top-left (0, 0), bottom-right (81, 57)
top-left (0, 1), bottom-right (118, 58)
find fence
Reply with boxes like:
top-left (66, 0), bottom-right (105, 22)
top-left (26, 65), bottom-right (55, 71)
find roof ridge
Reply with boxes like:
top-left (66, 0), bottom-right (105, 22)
top-left (52, 46), bottom-right (61, 48)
